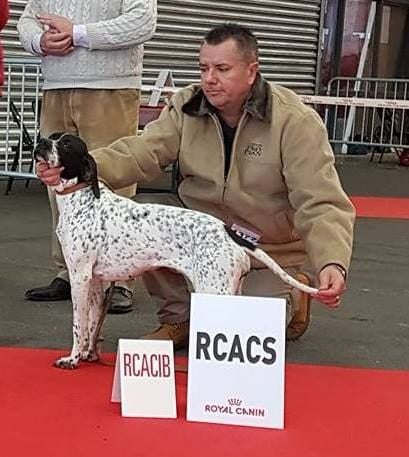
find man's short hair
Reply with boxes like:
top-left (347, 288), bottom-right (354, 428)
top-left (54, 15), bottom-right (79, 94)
top-left (203, 23), bottom-right (259, 62)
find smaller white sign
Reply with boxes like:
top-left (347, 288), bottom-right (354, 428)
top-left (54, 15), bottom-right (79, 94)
top-left (111, 339), bottom-right (177, 418)
top-left (187, 293), bottom-right (286, 429)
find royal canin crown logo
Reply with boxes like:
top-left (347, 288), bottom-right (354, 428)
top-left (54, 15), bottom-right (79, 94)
top-left (228, 398), bottom-right (242, 406)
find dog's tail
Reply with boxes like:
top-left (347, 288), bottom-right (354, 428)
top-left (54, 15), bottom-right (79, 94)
top-left (243, 247), bottom-right (318, 295)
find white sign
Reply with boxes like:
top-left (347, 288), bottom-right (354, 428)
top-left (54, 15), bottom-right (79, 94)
top-left (187, 293), bottom-right (286, 429)
top-left (111, 339), bottom-right (177, 418)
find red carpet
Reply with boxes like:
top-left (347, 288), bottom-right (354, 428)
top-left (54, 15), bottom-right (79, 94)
top-left (351, 196), bottom-right (409, 219)
top-left (1, 347), bottom-right (408, 457)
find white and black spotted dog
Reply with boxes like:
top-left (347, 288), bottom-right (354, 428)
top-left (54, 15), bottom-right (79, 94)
top-left (34, 133), bottom-right (317, 369)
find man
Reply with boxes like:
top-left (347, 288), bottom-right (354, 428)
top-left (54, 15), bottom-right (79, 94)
top-left (38, 23), bottom-right (355, 347)
top-left (18, 0), bottom-right (157, 313)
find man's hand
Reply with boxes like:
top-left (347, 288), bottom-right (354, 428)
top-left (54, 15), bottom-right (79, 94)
top-left (313, 264), bottom-right (346, 308)
top-left (37, 14), bottom-right (74, 37)
top-left (37, 14), bottom-right (74, 56)
top-left (39, 30), bottom-right (73, 56)
top-left (36, 161), bottom-right (64, 187)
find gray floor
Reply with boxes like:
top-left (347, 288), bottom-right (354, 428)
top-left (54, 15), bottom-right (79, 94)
top-left (1, 154), bottom-right (408, 369)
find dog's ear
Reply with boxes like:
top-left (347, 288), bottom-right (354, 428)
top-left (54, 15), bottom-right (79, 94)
top-left (82, 154), bottom-right (100, 199)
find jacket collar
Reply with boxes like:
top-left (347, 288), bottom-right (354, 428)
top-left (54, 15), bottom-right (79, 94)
top-left (182, 73), bottom-right (272, 123)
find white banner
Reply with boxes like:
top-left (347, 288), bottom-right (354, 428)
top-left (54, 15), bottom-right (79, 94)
top-left (141, 85), bottom-right (409, 110)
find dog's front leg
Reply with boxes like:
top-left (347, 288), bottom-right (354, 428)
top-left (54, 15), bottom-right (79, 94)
top-left (54, 276), bottom-right (92, 369)
top-left (82, 280), bottom-right (106, 362)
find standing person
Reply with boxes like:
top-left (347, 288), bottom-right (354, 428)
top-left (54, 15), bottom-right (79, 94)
top-left (0, 0), bottom-right (8, 94)
top-left (37, 23), bottom-right (355, 348)
top-left (18, 0), bottom-right (157, 313)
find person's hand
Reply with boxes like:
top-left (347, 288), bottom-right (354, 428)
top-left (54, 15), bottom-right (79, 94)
top-left (313, 264), bottom-right (346, 308)
top-left (37, 14), bottom-right (74, 37)
top-left (36, 161), bottom-right (64, 187)
top-left (39, 30), bottom-right (73, 56)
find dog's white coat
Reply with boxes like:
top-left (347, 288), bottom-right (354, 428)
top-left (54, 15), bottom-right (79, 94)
top-left (38, 134), bottom-right (317, 369)
top-left (54, 184), bottom-right (317, 368)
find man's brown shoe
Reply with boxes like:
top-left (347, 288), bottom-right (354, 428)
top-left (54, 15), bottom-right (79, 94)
top-left (286, 273), bottom-right (312, 341)
top-left (141, 321), bottom-right (189, 350)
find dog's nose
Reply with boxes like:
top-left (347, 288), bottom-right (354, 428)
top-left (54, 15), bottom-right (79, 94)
top-left (34, 138), bottom-right (53, 160)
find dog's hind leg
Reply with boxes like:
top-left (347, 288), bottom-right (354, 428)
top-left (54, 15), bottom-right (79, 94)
top-left (193, 265), bottom-right (247, 296)
top-left (232, 274), bottom-right (246, 295)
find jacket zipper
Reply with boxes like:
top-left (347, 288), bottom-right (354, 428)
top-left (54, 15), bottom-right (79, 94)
top-left (210, 113), bottom-right (227, 186)
top-left (222, 113), bottom-right (247, 200)
top-left (210, 112), bottom-right (247, 203)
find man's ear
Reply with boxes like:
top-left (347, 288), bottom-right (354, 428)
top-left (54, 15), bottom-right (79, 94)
top-left (82, 154), bottom-right (100, 198)
top-left (247, 61), bottom-right (259, 85)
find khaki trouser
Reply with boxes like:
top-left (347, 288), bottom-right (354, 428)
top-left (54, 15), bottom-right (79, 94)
top-left (41, 88), bottom-right (140, 284)
top-left (133, 193), bottom-right (302, 325)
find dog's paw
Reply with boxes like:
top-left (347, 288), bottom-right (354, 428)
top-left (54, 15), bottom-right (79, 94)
top-left (54, 356), bottom-right (79, 369)
top-left (81, 350), bottom-right (99, 362)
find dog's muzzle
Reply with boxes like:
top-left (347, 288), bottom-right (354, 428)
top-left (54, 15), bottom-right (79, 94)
top-left (34, 138), bottom-right (60, 167)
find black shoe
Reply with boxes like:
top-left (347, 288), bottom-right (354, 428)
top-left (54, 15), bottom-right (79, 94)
top-left (25, 278), bottom-right (71, 301)
top-left (107, 286), bottom-right (134, 314)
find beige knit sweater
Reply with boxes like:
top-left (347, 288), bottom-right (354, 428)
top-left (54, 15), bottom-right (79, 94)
top-left (17, 0), bottom-right (157, 89)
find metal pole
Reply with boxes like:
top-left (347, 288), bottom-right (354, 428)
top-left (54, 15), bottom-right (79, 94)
top-left (315, 0), bottom-right (328, 94)
top-left (341, 1), bottom-right (377, 153)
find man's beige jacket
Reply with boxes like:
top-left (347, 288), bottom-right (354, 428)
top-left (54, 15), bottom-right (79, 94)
top-left (93, 75), bottom-right (355, 276)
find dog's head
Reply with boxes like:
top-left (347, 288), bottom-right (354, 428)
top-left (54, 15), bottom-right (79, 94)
top-left (34, 133), bottom-right (100, 198)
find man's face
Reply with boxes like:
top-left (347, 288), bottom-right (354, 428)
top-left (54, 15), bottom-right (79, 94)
top-left (199, 39), bottom-right (258, 115)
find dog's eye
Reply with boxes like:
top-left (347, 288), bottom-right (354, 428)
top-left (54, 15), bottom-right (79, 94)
top-left (63, 143), bottom-right (70, 150)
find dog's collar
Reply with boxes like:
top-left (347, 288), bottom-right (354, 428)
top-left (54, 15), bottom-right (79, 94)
top-left (53, 179), bottom-right (90, 196)
top-left (51, 177), bottom-right (78, 193)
